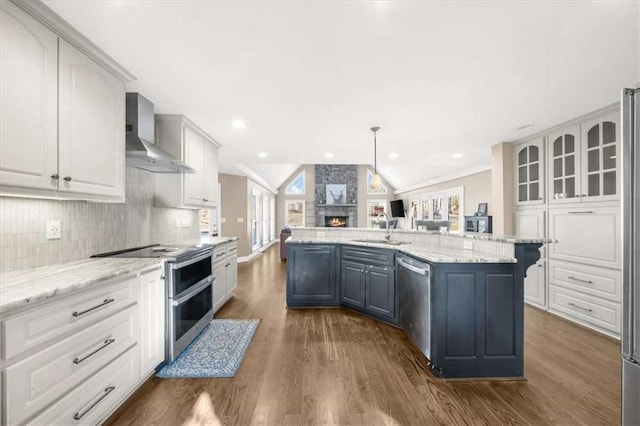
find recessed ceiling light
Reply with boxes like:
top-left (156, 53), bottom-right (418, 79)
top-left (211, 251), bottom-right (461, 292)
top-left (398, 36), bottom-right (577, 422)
top-left (388, 152), bottom-right (399, 159)
top-left (257, 152), bottom-right (267, 158)
top-left (231, 119), bottom-right (246, 129)
top-left (451, 153), bottom-right (463, 159)
top-left (324, 152), bottom-right (334, 158)
top-left (516, 124), bottom-right (534, 131)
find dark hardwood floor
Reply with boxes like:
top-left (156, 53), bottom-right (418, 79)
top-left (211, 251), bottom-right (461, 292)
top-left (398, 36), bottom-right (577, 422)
top-left (106, 244), bottom-right (621, 425)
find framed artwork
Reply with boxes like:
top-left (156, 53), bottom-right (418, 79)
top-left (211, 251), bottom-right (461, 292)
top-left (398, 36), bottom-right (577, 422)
top-left (477, 203), bottom-right (488, 216)
top-left (367, 200), bottom-right (387, 228)
top-left (326, 184), bottom-right (347, 204)
top-left (285, 200), bottom-right (305, 227)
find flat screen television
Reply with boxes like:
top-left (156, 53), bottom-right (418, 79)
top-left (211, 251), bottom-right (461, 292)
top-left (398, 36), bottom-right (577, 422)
top-left (390, 199), bottom-right (405, 218)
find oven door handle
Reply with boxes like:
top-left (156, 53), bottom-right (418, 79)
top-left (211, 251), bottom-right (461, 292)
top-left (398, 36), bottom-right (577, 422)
top-left (171, 276), bottom-right (214, 305)
top-left (169, 251), bottom-right (213, 270)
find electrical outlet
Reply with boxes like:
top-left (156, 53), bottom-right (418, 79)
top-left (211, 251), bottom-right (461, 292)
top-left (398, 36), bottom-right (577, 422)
top-left (221, 218), bottom-right (227, 223)
top-left (175, 217), bottom-right (181, 228)
top-left (317, 231), bottom-right (326, 238)
top-left (237, 217), bottom-right (244, 223)
top-left (463, 240), bottom-right (473, 250)
top-left (46, 220), bottom-right (61, 240)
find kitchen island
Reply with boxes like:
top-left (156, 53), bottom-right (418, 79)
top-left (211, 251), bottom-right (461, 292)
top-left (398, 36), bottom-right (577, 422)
top-left (285, 227), bottom-right (550, 379)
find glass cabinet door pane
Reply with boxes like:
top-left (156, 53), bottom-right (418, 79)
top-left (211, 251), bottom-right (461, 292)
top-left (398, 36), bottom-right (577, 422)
top-left (565, 135), bottom-right (574, 153)
top-left (529, 164), bottom-right (538, 181)
top-left (588, 174), bottom-right (600, 196)
top-left (519, 166), bottom-right (527, 183)
top-left (518, 148), bottom-right (527, 165)
top-left (566, 177), bottom-right (576, 198)
top-left (587, 125), bottom-right (599, 148)
top-left (529, 146), bottom-right (539, 162)
top-left (530, 182), bottom-right (539, 201)
top-left (554, 158), bottom-right (563, 178)
top-left (603, 171), bottom-right (616, 195)
top-left (603, 121), bottom-right (615, 144)
top-left (554, 179), bottom-right (562, 195)
top-left (553, 138), bottom-right (562, 156)
top-left (565, 155), bottom-right (575, 176)
top-left (519, 185), bottom-right (527, 202)
top-left (603, 145), bottom-right (616, 170)
top-left (587, 149), bottom-right (599, 172)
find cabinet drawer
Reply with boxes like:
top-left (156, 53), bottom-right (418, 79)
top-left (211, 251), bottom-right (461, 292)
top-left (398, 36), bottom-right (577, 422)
top-left (548, 285), bottom-right (621, 334)
top-left (342, 246), bottom-right (394, 266)
top-left (2, 275), bottom-right (138, 360)
top-left (549, 260), bottom-right (621, 302)
top-left (5, 306), bottom-right (138, 425)
top-left (548, 206), bottom-right (620, 269)
top-left (26, 345), bottom-right (140, 426)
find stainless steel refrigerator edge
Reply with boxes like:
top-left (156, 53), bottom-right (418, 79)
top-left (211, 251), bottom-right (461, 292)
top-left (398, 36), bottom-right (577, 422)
top-left (622, 87), bottom-right (640, 426)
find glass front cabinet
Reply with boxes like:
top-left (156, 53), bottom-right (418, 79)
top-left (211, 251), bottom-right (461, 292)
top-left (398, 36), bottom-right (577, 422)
top-left (548, 112), bottom-right (619, 204)
top-left (514, 138), bottom-right (545, 206)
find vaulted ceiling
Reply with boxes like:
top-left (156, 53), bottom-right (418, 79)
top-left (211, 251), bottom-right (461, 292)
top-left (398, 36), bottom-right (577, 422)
top-left (44, 0), bottom-right (639, 193)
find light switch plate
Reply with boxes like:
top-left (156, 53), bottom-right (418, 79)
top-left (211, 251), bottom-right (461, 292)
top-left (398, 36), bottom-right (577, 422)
top-left (46, 220), bottom-right (61, 240)
top-left (317, 231), bottom-right (325, 238)
top-left (237, 218), bottom-right (244, 223)
top-left (221, 218), bottom-right (227, 223)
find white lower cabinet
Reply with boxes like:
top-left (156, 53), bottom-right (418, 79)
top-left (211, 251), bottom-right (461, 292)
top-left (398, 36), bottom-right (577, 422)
top-left (212, 242), bottom-right (238, 314)
top-left (524, 260), bottom-right (546, 309)
top-left (1, 263), bottom-right (166, 425)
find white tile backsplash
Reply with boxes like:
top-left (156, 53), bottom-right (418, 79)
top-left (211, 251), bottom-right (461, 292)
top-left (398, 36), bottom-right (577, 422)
top-left (0, 168), bottom-right (200, 273)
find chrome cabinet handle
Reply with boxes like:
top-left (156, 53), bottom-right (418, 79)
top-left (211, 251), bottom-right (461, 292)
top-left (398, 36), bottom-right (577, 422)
top-left (73, 386), bottom-right (115, 420)
top-left (72, 298), bottom-right (115, 317)
top-left (568, 276), bottom-right (593, 284)
top-left (568, 302), bottom-right (593, 312)
top-left (63, 176), bottom-right (72, 182)
top-left (216, 253), bottom-right (225, 258)
top-left (73, 338), bottom-right (115, 364)
top-left (50, 173), bottom-right (59, 180)
top-left (203, 198), bottom-right (208, 202)
top-left (568, 211), bottom-right (594, 214)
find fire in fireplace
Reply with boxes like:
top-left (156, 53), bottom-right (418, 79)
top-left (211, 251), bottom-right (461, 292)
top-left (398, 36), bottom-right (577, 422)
top-left (325, 216), bottom-right (348, 228)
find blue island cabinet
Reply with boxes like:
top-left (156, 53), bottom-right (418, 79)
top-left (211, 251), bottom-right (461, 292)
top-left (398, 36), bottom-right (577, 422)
top-left (286, 244), bottom-right (339, 306)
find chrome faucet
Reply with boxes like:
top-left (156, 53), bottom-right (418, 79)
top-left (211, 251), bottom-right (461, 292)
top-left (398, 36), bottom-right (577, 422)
top-left (376, 212), bottom-right (392, 240)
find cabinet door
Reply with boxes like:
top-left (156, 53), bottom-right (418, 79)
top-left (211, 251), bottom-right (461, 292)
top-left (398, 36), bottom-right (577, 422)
top-left (548, 206), bottom-right (620, 269)
top-left (514, 139), bottom-right (544, 205)
top-left (341, 260), bottom-right (366, 308)
top-left (213, 261), bottom-right (227, 312)
top-left (183, 126), bottom-right (204, 206)
top-left (366, 265), bottom-right (396, 321)
top-left (139, 266), bottom-right (165, 374)
top-left (548, 126), bottom-right (581, 203)
top-left (286, 245), bottom-right (338, 306)
top-left (225, 256), bottom-right (238, 299)
top-left (580, 112), bottom-right (620, 201)
top-left (58, 39), bottom-right (125, 199)
top-left (0, 2), bottom-right (58, 191)
top-left (203, 141), bottom-right (218, 206)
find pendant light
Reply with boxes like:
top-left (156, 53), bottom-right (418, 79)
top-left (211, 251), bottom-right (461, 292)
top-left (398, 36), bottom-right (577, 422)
top-left (370, 126), bottom-right (382, 189)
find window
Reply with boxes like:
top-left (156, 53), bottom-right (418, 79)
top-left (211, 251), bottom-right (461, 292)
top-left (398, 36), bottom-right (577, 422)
top-left (285, 200), bottom-right (305, 227)
top-left (270, 197), bottom-right (276, 240)
top-left (251, 192), bottom-right (260, 248)
top-left (285, 171), bottom-right (305, 195)
top-left (367, 169), bottom-right (388, 194)
top-left (407, 187), bottom-right (464, 233)
top-left (367, 200), bottom-right (387, 228)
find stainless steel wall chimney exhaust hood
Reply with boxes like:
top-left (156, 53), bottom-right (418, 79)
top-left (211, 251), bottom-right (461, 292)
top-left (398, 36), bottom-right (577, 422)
top-left (125, 93), bottom-right (195, 173)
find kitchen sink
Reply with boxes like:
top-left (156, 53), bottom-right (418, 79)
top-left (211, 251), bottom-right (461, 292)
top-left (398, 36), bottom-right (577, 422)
top-left (351, 239), bottom-right (411, 246)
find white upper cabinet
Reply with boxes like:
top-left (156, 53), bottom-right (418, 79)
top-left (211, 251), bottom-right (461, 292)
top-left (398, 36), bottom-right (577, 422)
top-left (155, 115), bottom-right (220, 209)
top-left (0, 0), bottom-right (133, 202)
top-left (514, 138), bottom-right (545, 205)
top-left (58, 39), bottom-right (125, 199)
top-left (548, 111), bottom-right (619, 204)
top-left (580, 112), bottom-right (619, 202)
top-left (0, 1), bottom-right (58, 191)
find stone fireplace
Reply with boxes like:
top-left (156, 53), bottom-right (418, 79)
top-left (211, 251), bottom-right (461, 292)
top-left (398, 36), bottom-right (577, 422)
top-left (315, 164), bottom-right (359, 227)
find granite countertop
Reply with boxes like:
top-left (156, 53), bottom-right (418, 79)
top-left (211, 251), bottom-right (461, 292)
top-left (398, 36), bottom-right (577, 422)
top-left (0, 258), bottom-right (163, 316)
top-left (200, 236), bottom-right (239, 245)
top-left (286, 237), bottom-right (518, 263)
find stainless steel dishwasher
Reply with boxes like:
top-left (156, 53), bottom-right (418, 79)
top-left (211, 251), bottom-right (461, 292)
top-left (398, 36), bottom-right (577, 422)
top-left (398, 256), bottom-right (432, 360)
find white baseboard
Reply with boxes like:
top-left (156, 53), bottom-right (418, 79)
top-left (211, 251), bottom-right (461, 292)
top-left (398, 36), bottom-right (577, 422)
top-left (238, 238), bottom-right (278, 263)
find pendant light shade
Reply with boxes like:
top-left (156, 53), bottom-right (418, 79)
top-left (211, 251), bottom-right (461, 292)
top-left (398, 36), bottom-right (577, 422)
top-left (370, 126), bottom-right (381, 189)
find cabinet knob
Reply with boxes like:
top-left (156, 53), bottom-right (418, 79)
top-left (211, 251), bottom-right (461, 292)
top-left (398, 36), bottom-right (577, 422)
top-left (203, 198), bottom-right (208, 202)
top-left (64, 176), bottom-right (72, 182)
top-left (50, 173), bottom-right (59, 180)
